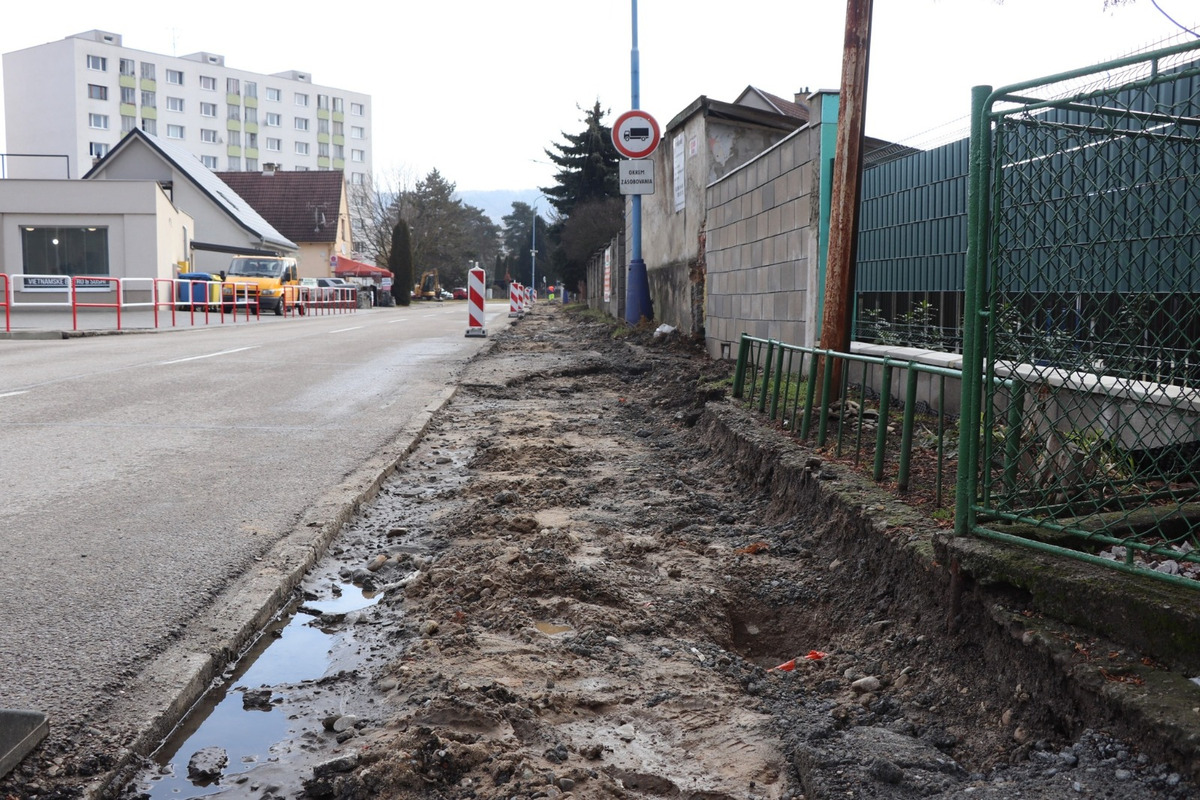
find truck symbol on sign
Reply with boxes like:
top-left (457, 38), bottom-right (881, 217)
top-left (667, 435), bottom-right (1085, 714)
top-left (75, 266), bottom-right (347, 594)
top-left (624, 127), bottom-right (651, 142)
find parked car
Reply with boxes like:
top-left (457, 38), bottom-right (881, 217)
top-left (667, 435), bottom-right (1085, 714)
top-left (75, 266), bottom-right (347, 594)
top-left (452, 287), bottom-right (468, 300)
top-left (300, 276), bottom-right (358, 304)
top-left (439, 289), bottom-right (453, 300)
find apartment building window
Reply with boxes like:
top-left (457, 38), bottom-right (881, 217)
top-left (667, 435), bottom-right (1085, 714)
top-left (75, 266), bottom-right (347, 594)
top-left (351, 102), bottom-right (364, 115)
top-left (350, 126), bottom-right (364, 139)
top-left (228, 131), bottom-right (241, 147)
top-left (166, 124), bottom-right (185, 139)
top-left (141, 91), bottom-right (156, 108)
top-left (228, 105), bottom-right (241, 121)
top-left (166, 69), bottom-right (184, 85)
top-left (200, 101), bottom-right (217, 117)
top-left (350, 172), bottom-right (364, 185)
top-left (332, 121), bottom-right (343, 136)
top-left (332, 97), bottom-right (343, 113)
top-left (294, 92), bottom-right (309, 107)
top-left (121, 115), bottom-right (137, 133)
top-left (119, 58), bottom-right (135, 76)
top-left (121, 86), bottom-right (136, 104)
top-left (295, 142), bottom-right (310, 156)
top-left (295, 117), bottom-right (309, 131)
top-left (87, 55), bottom-right (107, 71)
top-left (246, 158), bottom-right (258, 171)
top-left (317, 94), bottom-right (329, 110)
top-left (87, 84), bottom-right (108, 100)
top-left (318, 118), bottom-right (330, 135)
top-left (228, 156), bottom-right (241, 170)
top-left (201, 155), bottom-right (218, 169)
top-left (318, 142), bottom-right (329, 158)
top-left (167, 96), bottom-right (184, 112)
top-left (244, 81), bottom-right (257, 99)
top-left (89, 142), bottom-right (109, 158)
top-left (266, 87), bottom-right (281, 102)
top-left (265, 137), bottom-right (281, 152)
top-left (246, 132), bottom-right (257, 149)
top-left (141, 119), bottom-right (157, 135)
top-left (140, 62), bottom-right (155, 80)
top-left (265, 112), bottom-right (281, 127)
top-left (244, 107), bottom-right (258, 124)
top-left (351, 149), bottom-right (364, 163)
top-left (22, 227), bottom-right (109, 276)
top-left (200, 75), bottom-right (217, 91)
top-left (227, 77), bottom-right (240, 95)
top-left (333, 144), bottom-right (344, 159)
top-left (89, 113), bottom-right (109, 130)
top-left (201, 129), bottom-right (219, 143)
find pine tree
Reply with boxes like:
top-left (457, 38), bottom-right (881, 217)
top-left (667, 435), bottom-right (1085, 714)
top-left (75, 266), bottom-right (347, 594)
top-left (541, 101), bottom-right (620, 218)
top-left (388, 219), bottom-right (414, 307)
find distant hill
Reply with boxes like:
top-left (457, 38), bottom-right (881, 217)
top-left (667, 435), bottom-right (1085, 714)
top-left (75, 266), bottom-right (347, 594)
top-left (456, 189), bottom-right (547, 226)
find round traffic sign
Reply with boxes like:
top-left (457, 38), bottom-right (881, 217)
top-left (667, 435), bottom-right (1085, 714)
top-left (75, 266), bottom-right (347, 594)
top-left (612, 109), bottom-right (661, 159)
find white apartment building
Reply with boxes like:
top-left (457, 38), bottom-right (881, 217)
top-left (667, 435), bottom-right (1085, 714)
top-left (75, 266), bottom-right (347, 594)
top-left (2, 30), bottom-right (373, 185)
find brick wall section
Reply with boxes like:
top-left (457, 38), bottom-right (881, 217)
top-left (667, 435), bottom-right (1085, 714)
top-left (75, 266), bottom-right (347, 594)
top-left (704, 124), bottom-right (821, 360)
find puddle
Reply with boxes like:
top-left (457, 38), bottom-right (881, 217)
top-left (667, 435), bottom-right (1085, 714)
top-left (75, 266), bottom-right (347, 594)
top-left (535, 621), bottom-right (574, 636)
top-left (132, 583), bottom-right (378, 799)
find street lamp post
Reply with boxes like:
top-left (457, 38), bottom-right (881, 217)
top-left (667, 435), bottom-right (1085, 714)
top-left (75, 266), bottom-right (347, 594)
top-left (531, 204), bottom-right (538, 299)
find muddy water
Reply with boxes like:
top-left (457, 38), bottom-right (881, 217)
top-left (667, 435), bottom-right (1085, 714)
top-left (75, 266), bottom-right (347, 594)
top-left (131, 583), bottom-right (378, 799)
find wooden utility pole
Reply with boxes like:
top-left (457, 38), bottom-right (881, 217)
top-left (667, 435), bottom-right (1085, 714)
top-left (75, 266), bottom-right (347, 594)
top-left (819, 0), bottom-right (874, 397)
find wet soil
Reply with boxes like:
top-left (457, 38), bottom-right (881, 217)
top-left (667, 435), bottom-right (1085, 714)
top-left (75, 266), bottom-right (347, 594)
top-left (8, 304), bottom-right (1198, 800)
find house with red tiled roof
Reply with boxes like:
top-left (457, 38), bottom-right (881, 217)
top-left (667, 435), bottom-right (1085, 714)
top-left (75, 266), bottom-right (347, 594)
top-left (214, 167), bottom-right (352, 279)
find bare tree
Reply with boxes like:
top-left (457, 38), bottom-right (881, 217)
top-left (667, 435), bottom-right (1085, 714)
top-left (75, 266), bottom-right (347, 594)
top-left (346, 167), bottom-right (416, 266)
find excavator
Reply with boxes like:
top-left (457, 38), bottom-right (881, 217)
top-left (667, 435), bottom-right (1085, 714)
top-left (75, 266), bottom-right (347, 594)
top-left (415, 270), bottom-right (442, 301)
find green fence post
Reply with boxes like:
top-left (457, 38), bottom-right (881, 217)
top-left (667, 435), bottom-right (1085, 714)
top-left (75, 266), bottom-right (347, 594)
top-left (873, 362), bottom-right (892, 482)
top-left (732, 334), bottom-right (749, 398)
top-left (898, 364), bottom-right (920, 492)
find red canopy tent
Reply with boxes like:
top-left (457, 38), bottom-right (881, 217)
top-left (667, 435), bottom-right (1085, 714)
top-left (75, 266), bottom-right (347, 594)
top-left (332, 256), bottom-right (392, 279)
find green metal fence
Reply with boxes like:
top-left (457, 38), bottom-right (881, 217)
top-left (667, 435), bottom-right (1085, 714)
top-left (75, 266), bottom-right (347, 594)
top-left (958, 41), bottom-right (1200, 589)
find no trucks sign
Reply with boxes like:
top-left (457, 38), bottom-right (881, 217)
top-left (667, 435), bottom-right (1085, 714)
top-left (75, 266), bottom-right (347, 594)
top-left (612, 109), bottom-right (661, 159)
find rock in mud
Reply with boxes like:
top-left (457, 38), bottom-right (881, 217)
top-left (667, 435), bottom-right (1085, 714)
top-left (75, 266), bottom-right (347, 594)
top-left (186, 746), bottom-right (228, 782)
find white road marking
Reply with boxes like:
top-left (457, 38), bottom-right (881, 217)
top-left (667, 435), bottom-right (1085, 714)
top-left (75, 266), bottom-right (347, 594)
top-left (0, 390), bottom-right (29, 398)
top-left (160, 346), bottom-right (259, 365)
top-left (330, 326), bottom-right (364, 333)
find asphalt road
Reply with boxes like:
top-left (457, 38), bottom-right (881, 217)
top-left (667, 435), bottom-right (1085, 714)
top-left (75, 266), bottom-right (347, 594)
top-left (0, 301), bottom-right (510, 774)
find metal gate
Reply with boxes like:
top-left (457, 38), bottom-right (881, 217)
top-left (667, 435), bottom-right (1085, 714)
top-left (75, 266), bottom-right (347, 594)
top-left (957, 40), bottom-right (1200, 588)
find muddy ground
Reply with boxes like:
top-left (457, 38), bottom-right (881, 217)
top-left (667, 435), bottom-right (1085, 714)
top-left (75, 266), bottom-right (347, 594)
top-left (9, 303), bottom-right (1199, 800)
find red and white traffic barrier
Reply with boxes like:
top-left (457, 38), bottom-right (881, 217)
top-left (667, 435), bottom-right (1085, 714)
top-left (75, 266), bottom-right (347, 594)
top-left (465, 266), bottom-right (486, 337)
top-left (509, 282), bottom-right (523, 318)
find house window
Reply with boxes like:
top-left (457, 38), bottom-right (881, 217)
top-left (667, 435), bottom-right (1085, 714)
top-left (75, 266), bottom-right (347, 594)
top-left (140, 62), bottom-right (155, 80)
top-left (119, 58), bottom-right (135, 76)
top-left (200, 75), bottom-right (217, 91)
top-left (166, 69), bottom-right (184, 85)
top-left (167, 96), bottom-right (184, 112)
top-left (295, 117), bottom-right (309, 131)
top-left (294, 92), bottom-right (309, 107)
top-left (87, 55), bottom-right (107, 71)
top-left (350, 126), bottom-right (364, 139)
top-left (166, 124), bottom-right (185, 139)
top-left (228, 105), bottom-right (241, 121)
top-left (89, 142), bottom-right (109, 158)
top-left (265, 112), bottom-right (281, 127)
top-left (266, 87), bottom-right (281, 102)
top-left (200, 101), bottom-right (217, 117)
top-left (141, 118), bottom-right (157, 135)
top-left (351, 149), bottom-right (364, 162)
top-left (121, 86), bottom-right (136, 104)
top-left (87, 84), bottom-right (108, 101)
top-left (201, 155), bottom-right (219, 169)
top-left (244, 81), bottom-right (257, 99)
top-left (141, 91), bottom-right (156, 108)
top-left (265, 137), bottom-right (281, 152)
top-left (332, 97), bottom-right (343, 113)
top-left (88, 113), bottom-right (109, 130)
top-left (227, 77), bottom-right (240, 95)
top-left (295, 142), bottom-right (309, 156)
top-left (350, 102), bottom-right (364, 115)
top-left (201, 128), bottom-right (219, 143)
top-left (21, 227), bottom-right (109, 276)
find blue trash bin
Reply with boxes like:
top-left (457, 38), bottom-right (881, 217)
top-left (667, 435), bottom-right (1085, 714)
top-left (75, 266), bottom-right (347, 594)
top-left (177, 273), bottom-right (216, 306)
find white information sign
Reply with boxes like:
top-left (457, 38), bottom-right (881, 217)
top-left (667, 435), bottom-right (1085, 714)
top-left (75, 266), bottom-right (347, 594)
top-left (673, 133), bottom-right (686, 213)
top-left (619, 158), bottom-right (654, 195)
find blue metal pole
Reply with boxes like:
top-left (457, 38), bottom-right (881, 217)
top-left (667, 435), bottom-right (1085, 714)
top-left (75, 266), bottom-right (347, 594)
top-left (625, 0), bottom-right (653, 325)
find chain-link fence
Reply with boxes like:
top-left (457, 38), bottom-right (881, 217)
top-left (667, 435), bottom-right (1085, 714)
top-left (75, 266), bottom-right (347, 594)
top-left (958, 41), bottom-right (1200, 587)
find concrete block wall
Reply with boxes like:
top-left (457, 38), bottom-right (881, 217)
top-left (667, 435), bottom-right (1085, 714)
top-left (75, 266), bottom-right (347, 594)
top-left (704, 125), bottom-right (820, 360)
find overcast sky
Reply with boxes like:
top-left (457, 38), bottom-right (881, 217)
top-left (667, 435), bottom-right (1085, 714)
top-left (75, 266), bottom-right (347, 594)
top-left (2, 1), bottom-right (1197, 193)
